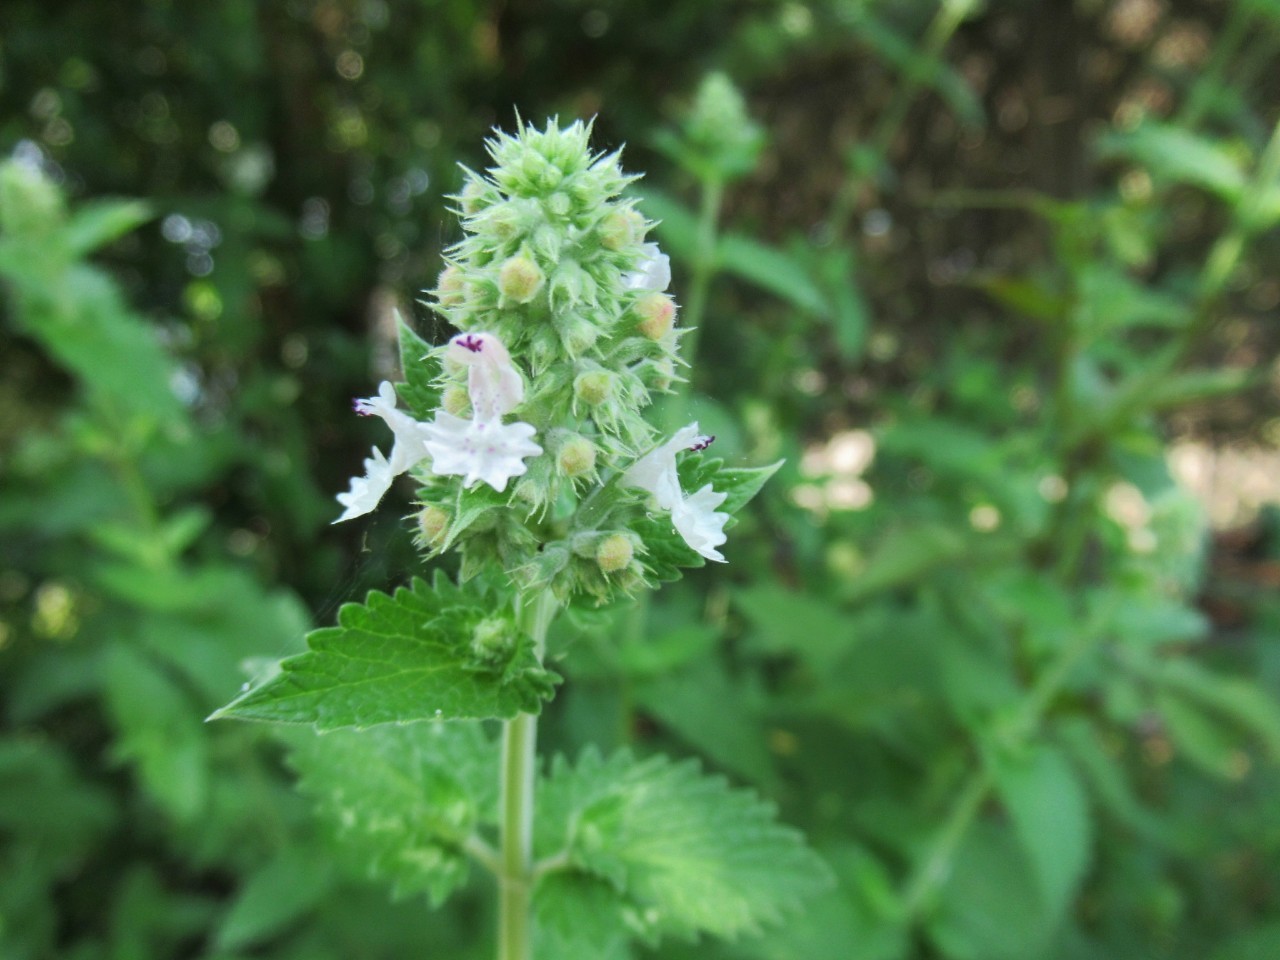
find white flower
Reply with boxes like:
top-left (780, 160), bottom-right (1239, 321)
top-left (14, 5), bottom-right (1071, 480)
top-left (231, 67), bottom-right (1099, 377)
top-left (624, 423), bottom-right (701, 510)
top-left (623, 242), bottom-right (671, 292)
top-left (335, 447), bottom-right (396, 523)
top-left (424, 331), bottom-right (542, 492)
top-left (334, 382), bottom-right (433, 522)
top-left (423, 412), bottom-right (541, 492)
top-left (445, 331), bottom-right (523, 420)
top-left (354, 381), bottom-right (433, 475)
top-left (672, 485), bottom-right (729, 563)
top-left (334, 332), bottom-right (543, 516)
top-left (624, 422), bottom-right (727, 562)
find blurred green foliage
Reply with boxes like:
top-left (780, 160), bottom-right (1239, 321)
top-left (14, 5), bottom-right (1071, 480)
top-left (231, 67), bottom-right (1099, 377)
top-left (3, 1), bottom-right (1280, 958)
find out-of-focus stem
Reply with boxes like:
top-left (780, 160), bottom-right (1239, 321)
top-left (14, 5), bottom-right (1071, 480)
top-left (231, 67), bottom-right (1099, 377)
top-left (668, 174), bottom-right (723, 419)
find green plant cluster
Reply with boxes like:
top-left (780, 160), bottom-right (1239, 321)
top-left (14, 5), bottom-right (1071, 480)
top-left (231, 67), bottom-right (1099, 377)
top-left (4, 2), bottom-right (1280, 959)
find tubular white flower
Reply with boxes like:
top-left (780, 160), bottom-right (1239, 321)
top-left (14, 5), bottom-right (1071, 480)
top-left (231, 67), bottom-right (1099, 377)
top-left (624, 423), bottom-right (701, 510)
top-left (672, 485), bottom-right (729, 563)
top-left (334, 383), bottom-right (435, 522)
top-left (334, 447), bottom-right (396, 523)
top-left (624, 422), bottom-right (728, 562)
top-left (354, 380), bottom-right (434, 475)
top-left (622, 242), bottom-right (671, 292)
top-left (425, 331), bottom-right (542, 492)
top-left (445, 331), bottom-right (523, 421)
top-left (423, 412), bottom-right (541, 492)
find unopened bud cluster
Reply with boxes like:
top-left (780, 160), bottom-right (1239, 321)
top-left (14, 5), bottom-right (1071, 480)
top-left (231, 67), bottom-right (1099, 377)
top-left (428, 119), bottom-right (682, 470)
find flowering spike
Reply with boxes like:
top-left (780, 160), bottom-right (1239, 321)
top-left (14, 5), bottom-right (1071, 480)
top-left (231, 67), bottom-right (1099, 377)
top-left (329, 118), bottom-right (771, 589)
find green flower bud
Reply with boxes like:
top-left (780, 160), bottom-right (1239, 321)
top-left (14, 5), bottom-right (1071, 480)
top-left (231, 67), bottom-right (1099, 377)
top-left (574, 370), bottom-right (614, 406)
top-left (634, 292), bottom-right (677, 340)
top-left (649, 358), bottom-right (677, 392)
top-left (459, 177), bottom-right (491, 217)
top-left (437, 264), bottom-right (466, 307)
top-left (483, 202), bottom-right (524, 243)
top-left (470, 617), bottom-right (515, 662)
top-left (595, 533), bottom-right (635, 574)
top-left (498, 255), bottom-right (545, 303)
top-left (553, 310), bottom-right (600, 356)
top-left (684, 72), bottom-right (765, 179)
top-left (546, 192), bottom-right (572, 217)
top-left (557, 436), bottom-right (597, 478)
top-left (598, 208), bottom-right (644, 251)
top-left (417, 505), bottom-right (450, 547)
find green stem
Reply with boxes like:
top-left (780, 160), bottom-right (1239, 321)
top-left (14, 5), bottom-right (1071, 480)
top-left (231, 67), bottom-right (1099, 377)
top-left (898, 615), bottom-right (1104, 922)
top-left (667, 174), bottom-right (723, 429)
top-left (497, 590), bottom-right (558, 960)
top-left (900, 766), bottom-right (991, 919)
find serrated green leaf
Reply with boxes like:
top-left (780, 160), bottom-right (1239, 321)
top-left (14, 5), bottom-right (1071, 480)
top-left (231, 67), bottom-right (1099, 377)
top-left (993, 743), bottom-right (1093, 925)
top-left (61, 198), bottom-right (153, 255)
top-left (535, 872), bottom-right (635, 959)
top-left (213, 572), bottom-right (560, 729)
top-left (284, 723), bottom-right (497, 905)
top-left (536, 749), bottom-right (832, 945)
top-left (677, 456), bottom-right (782, 517)
top-left (715, 460), bottom-right (784, 515)
top-left (396, 312), bottom-right (442, 420)
top-left (742, 844), bottom-right (907, 960)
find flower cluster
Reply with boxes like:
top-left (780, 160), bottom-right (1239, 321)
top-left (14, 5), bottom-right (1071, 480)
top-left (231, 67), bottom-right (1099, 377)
top-left (334, 118), bottom-right (744, 600)
top-left (336, 331), bottom-right (542, 519)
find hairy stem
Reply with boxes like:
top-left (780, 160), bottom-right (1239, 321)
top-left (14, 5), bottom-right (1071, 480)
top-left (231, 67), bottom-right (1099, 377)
top-left (497, 590), bottom-right (559, 960)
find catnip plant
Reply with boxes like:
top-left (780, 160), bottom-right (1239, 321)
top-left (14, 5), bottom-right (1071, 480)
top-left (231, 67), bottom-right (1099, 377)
top-left (216, 119), bottom-right (829, 959)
